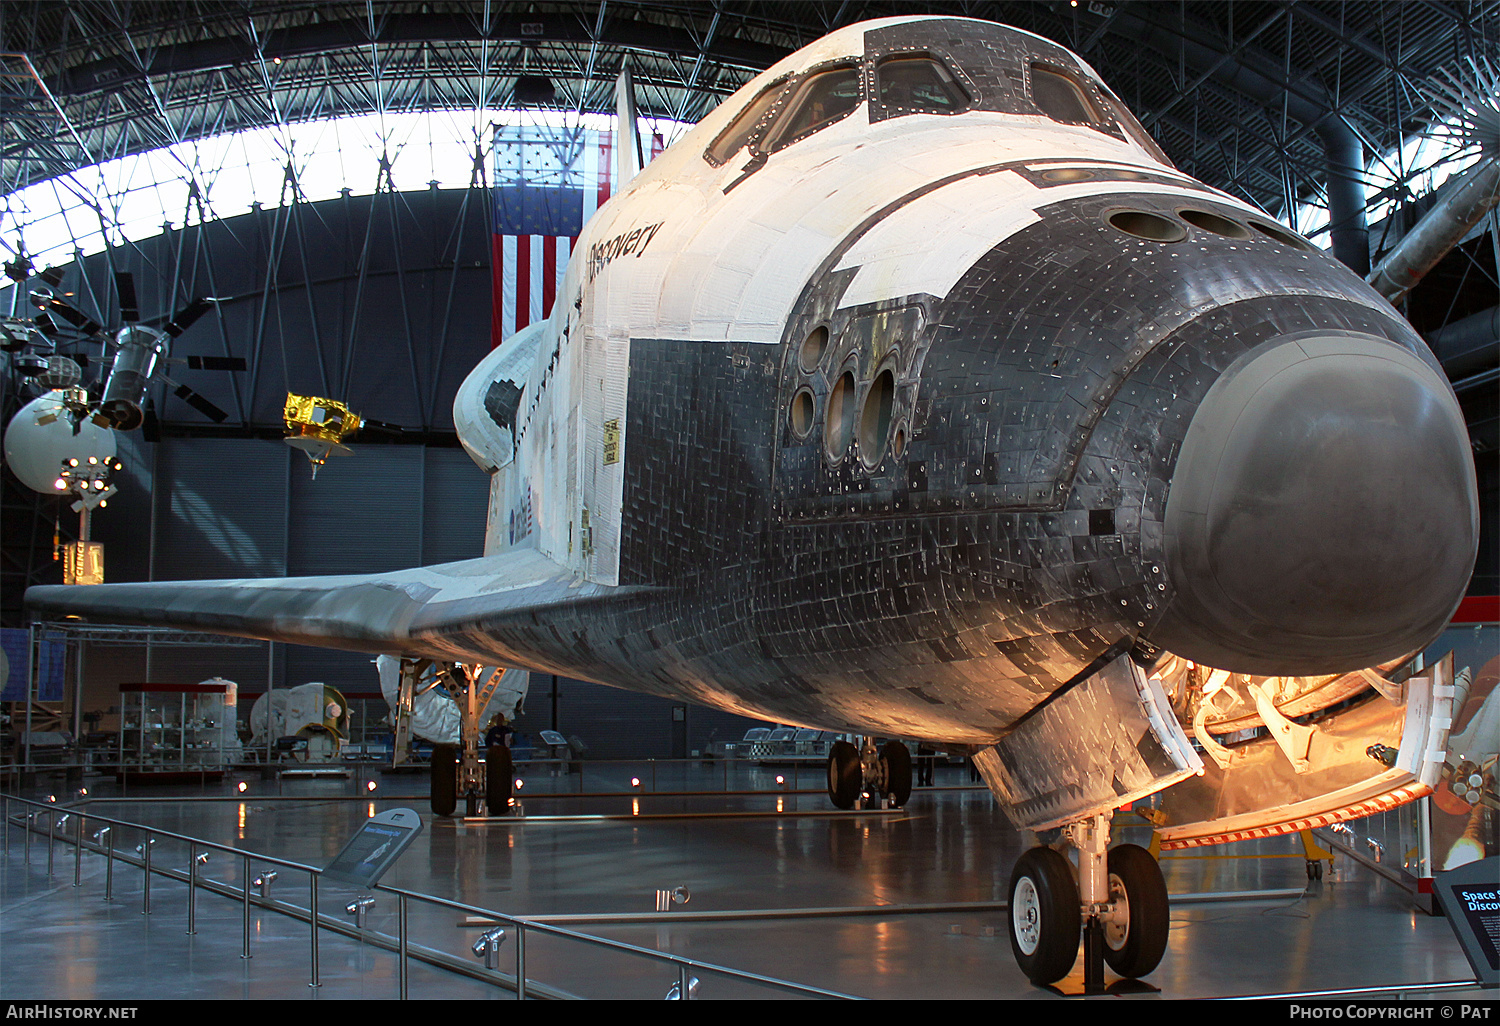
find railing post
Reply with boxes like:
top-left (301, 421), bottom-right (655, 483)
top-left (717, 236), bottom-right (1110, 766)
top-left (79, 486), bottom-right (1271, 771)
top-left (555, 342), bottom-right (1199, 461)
top-left (242, 855), bottom-right (252, 959)
top-left (187, 843), bottom-right (197, 935)
top-left (398, 893), bottom-right (409, 999)
top-left (103, 827), bottom-right (113, 900)
top-left (142, 835), bottom-right (151, 915)
top-left (46, 809), bottom-right (55, 875)
top-left (679, 962), bottom-right (692, 1001)
top-left (73, 814), bottom-right (83, 887)
top-left (309, 872), bottom-right (320, 988)
top-left (515, 923), bottom-right (526, 1001)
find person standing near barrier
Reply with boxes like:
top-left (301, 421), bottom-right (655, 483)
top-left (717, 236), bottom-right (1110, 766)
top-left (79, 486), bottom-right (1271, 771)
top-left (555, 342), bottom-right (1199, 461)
top-left (485, 714), bottom-right (515, 751)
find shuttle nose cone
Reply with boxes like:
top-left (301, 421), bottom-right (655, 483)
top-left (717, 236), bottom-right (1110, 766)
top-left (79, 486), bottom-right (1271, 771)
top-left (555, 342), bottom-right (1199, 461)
top-left (1153, 333), bottom-right (1477, 674)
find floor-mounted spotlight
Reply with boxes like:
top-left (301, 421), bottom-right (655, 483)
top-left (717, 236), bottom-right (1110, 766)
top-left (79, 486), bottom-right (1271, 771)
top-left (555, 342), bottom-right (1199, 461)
top-left (345, 896), bottom-right (375, 929)
top-left (664, 976), bottom-right (700, 1000)
top-left (471, 927), bottom-right (507, 970)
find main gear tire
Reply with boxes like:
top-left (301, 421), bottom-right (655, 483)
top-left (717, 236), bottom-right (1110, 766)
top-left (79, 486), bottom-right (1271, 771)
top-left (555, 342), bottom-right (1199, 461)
top-left (880, 740), bottom-right (912, 807)
top-left (430, 744), bottom-right (458, 817)
top-left (485, 745), bottom-right (514, 816)
top-left (826, 740), bottom-right (861, 809)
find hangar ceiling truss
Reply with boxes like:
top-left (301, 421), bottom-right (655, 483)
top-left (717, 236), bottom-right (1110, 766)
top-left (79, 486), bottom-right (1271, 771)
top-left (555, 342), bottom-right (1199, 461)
top-left (1, 1), bottom-right (1496, 234)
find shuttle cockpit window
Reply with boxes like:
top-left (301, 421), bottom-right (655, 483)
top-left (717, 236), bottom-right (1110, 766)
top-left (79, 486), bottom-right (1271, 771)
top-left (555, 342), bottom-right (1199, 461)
top-left (763, 64), bottom-right (863, 151)
top-left (705, 76), bottom-right (792, 166)
top-left (875, 56), bottom-right (968, 113)
top-left (1028, 62), bottom-right (1102, 126)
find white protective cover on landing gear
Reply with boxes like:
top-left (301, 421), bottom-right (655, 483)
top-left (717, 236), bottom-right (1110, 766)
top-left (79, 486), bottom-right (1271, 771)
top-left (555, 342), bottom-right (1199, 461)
top-left (374, 655), bottom-right (529, 744)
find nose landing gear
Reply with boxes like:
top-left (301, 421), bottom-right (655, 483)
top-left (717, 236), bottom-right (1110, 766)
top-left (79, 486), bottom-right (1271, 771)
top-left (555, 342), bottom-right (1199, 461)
top-left (1006, 813), bottom-right (1169, 991)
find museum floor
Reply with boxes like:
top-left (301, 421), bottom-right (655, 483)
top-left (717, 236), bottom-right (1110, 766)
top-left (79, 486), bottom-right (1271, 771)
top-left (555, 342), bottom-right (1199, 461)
top-left (0, 762), bottom-right (1488, 1001)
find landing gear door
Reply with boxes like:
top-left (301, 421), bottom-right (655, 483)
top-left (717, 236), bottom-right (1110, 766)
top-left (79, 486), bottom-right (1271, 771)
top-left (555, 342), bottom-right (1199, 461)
top-left (972, 652), bottom-right (1204, 832)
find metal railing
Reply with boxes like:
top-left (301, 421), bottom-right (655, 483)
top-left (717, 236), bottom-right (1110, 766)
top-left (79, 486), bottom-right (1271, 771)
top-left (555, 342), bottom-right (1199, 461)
top-left (2, 750), bottom-right (988, 801)
top-left (2, 754), bottom-right (802, 793)
top-left (1, 792), bottom-right (854, 1000)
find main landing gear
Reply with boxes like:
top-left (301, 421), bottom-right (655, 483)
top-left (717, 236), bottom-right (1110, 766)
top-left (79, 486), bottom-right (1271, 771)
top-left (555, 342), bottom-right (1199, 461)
top-left (1007, 813), bottom-right (1169, 990)
top-left (826, 737), bottom-right (912, 809)
top-left (396, 658), bottom-right (516, 817)
top-left (430, 742), bottom-right (514, 817)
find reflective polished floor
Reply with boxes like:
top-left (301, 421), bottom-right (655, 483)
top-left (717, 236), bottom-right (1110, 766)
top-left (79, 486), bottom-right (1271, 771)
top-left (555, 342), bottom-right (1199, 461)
top-left (0, 761), bottom-right (1487, 1001)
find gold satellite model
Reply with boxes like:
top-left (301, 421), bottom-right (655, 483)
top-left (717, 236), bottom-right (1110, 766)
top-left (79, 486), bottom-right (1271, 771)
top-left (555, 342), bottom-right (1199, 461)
top-left (282, 393), bottom-right (404, 476)
top-left (283, 393), bottom-right (360, 476)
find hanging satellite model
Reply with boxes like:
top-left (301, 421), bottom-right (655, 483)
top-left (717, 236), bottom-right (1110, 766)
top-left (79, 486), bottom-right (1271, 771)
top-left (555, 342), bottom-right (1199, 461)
top-left (2, 390), bottom-right (121, 584)
top-left (4, 260), bottom-right (244, 435)
top-left (283, 394), bottom-right (360, 475)
top-left (4, 390), bottom-right (119, 505)
top-left (283, 393), bottom-right (405, 477)
top-left (3, 260), bottom-right (244, 583)
top-left (24, 267), bottom-right (243, 430)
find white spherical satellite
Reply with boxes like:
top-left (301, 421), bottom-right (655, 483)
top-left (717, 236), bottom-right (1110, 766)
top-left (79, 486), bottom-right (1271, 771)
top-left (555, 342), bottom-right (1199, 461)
top-left (2, 390), bottom-right (118, 495)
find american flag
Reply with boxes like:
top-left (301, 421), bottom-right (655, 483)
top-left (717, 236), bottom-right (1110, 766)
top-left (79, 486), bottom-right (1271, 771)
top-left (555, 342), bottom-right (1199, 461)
top-left (490, 125), bottom-right (663, 347)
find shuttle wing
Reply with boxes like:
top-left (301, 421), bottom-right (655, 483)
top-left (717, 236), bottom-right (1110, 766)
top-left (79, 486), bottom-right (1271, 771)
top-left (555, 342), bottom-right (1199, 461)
top-left (25, 548), bottom-right (658, 667)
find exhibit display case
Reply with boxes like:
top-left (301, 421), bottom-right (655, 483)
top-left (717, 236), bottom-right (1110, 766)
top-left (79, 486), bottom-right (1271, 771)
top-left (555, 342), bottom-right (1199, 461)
top-left (117, 679), bottom-right (239, 781)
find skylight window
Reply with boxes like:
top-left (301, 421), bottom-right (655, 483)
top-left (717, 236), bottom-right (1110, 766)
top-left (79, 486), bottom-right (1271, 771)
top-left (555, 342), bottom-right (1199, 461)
top-left (1, 110), bottom-right (689, 273)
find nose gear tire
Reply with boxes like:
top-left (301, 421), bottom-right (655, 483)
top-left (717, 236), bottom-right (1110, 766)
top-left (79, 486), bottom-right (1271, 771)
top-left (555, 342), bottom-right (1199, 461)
top-left (1008, 846), bottom-right (1081, 985)
top-left (1102, 843), bottom-right (1169, 979)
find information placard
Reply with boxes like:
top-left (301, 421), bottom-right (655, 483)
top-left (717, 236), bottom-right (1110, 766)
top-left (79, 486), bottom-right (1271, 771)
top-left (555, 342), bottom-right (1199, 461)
top-left (322, 808), bottom-right (424, 888)
top-left (1433, 856), bottom-right (1500, 988)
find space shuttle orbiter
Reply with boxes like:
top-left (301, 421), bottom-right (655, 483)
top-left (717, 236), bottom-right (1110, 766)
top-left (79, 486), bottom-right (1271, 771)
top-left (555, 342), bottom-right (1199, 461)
top-left (28, 17), bottom-right (1479, 986)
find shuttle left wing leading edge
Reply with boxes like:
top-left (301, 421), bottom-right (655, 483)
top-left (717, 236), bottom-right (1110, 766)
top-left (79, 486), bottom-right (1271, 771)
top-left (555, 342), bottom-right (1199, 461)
top-left (25, 547), bottom-right (660, 672)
